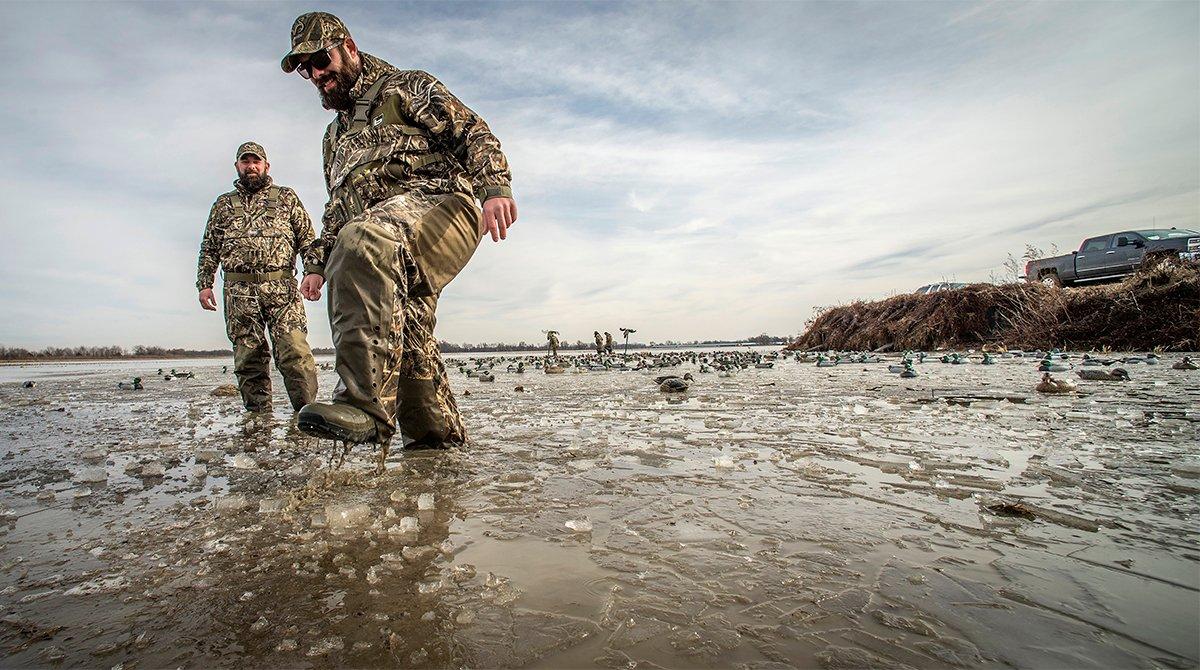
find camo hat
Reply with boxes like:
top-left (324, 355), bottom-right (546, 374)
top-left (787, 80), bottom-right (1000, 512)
top-left (281, 11), bottom-right (350, 73)
top-left (236, 141), bottom-right (267, 161)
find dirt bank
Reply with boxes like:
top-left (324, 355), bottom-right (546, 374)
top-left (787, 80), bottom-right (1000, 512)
top-left (790, 256), bottom-right (1199, 352)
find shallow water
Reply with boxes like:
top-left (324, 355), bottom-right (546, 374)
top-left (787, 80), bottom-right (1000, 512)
top-left (1, 350), bottom-right (1197, 668)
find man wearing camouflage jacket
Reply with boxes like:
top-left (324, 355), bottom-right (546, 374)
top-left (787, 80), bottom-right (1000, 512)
top-left (282, 12), bottom-right (517, 447)
top-left (197, 141), bottom-right (320, 412)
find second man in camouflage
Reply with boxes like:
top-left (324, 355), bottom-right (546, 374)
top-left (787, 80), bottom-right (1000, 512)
top-left (197, 142), bottom-right (321, 412)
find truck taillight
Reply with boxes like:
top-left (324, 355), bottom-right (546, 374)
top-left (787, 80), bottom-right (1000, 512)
top-left (1188, 237), bottom-right (1199, 251)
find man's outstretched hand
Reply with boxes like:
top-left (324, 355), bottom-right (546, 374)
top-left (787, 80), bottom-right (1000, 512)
top-left (482, 197), bottom-right (518, 242)
top-left (300, 273), bottom-right (325, 301)
top-left (198, 288), bottom-right (217, 311)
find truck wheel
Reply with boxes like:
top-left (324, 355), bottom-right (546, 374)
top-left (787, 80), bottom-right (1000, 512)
top-left (1039, 271), bottom-right (1062, 288)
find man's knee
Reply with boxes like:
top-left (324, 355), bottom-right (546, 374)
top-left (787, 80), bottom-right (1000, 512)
top-left (328, 220), bottom-right (398, 275)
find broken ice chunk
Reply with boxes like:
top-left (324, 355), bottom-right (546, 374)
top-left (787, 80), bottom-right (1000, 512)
top-left (416, 493), bottom-right (435, 511)
top-left (565, 518), bottom-right (593, 533)
top-left (325, 503), bottom-right (371, 530)
top-left (231, 454), bottom-right (257, 469)
top-left (75, 467), bottom-right (108, 483)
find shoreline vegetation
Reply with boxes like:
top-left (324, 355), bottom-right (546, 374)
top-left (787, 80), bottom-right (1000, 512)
top-left (1, 334), bottom-right (793, 364)
top-left (789, 255), bottom-right (1199, 353)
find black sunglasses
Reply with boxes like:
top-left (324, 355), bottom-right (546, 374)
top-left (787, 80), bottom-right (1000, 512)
top-left (298, 41), bottom-right (342, 80)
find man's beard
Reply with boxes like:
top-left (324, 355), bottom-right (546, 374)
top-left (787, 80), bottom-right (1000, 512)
top-left (317, 62), bottom-right (361, 111)
top-left (238, 173), bottom-right (269, 192)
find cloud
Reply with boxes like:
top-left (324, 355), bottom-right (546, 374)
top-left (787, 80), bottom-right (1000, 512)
top-left (0, 1), bottom-right (1196, 349)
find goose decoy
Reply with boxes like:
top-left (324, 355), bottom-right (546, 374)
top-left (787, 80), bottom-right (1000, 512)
top-left (1171, 357), bottom-right (1197, 370)
top-left (222, 365), bottom-right (229, 374)
top-left (22, 381), bottom-right (35, 388)
top-left (1036, 373), bottom-right (1077, 394)
top-left (1077, 368), bottom-right (1130, 381)
top-left (118, 377), bottom-right (144, 391)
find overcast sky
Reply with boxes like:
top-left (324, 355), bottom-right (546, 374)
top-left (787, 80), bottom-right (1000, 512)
top-left (1, 1), bottom-right (1196, 349)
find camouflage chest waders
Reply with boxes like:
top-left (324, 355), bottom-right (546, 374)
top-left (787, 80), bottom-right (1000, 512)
top-left (217, 186), bottom-right (317, 411)
top-left (322, 76), bottom-right (483, 447)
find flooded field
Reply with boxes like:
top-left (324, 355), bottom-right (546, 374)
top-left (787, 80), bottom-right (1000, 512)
top-left (1, 350), bottom-right (1197, 668)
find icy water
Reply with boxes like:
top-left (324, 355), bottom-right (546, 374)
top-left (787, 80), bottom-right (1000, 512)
top-left (1, 350), bottom-right (1197, 668)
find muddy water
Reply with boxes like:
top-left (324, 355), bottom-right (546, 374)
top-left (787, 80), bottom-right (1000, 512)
top-left (1, 351), bottom-right (1197, 668)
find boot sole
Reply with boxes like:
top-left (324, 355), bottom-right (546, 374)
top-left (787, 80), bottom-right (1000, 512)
top-left (297, 413), bottom-right (375, 443)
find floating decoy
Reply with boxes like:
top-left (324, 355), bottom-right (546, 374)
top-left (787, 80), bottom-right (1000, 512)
top-left (1036, 373), bottom-right (1077, 394)
top-left (1076, 368), bottom-right (1129, 381)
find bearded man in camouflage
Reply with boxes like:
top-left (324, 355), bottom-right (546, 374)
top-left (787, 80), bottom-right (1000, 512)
top-left (282, 12), bottom-right (517, 447)
top-left (197, 142), bottom-right (321, 412)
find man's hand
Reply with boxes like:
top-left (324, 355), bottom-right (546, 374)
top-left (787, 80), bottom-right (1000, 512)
top-left (300, 273), bottom-right (325, 301)
top-left (198, 288), bottom-right (217, 311)
top-left (482, 197), bottom-right (518, 242)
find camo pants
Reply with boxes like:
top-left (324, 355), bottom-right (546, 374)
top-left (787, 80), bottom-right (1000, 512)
top-left (223, 278), bottom-right (317, 411)
top-left (324, 191), bottom-right (482, 446)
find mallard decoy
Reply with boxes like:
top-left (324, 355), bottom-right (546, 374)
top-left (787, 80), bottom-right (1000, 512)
top-left (816, 355), bottom-right (837, 368)
top-left (1077, 368), bottom-right (1130, 381)
top-left (755, 362), bottom-right (774, 369)
top-left (478, 373), bottom-right (495, 382)
top-left (171, 369), bottom-right (195, 379)
top-left (980, 353), bottom-right (995, 365)
top-left (1145, 353), bottom-right (1160, 366)
top-left (1037, 358), bottom-right (1069, 373)
top-left (118, 377), bottom-right (144, 390)
top-left (22, 381), bottom-right (35, 388)
top-left (887, 363), bottom-right (908, 373)
top-left (1036, 373), bottom-right (1077, 394)
top-left (654, 373), bottom-right (693, 385)
top-left (544, 364), bottom-right (565, 374)
top-left (658, 376), bottom-right (690, 393)
top-left (1171, 357), bottom-right (1197, 370)
top-left (899, 362), bottom-right (918, 378)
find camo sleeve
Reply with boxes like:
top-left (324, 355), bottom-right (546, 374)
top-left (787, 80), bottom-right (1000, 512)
top-left (282, 188), bottom-right (320, 276)
top-left (401, 71), bottom-right (513, 203)
top-left (196, 197), bottom-right (224, 290)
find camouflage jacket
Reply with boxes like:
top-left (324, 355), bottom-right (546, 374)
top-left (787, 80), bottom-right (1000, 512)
top-left (196, 177), bottom-right (319, 290)
top-left (309, 52), bottom-right (513, 273)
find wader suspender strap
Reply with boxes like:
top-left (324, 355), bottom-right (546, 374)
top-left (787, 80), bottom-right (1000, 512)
top-left (229, 186), bottom-right (281, 226)
top-left (344, 75), bottom-right (389, 139)
top-left (220, 186), bottom-right (286, 283)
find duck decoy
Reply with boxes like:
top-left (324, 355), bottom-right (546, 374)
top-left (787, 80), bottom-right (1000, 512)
top-left (1077, 368), bottom-right (1129, 381)
top-left (118, 377), bottom-right (144, 391)
top-left (1171, 357), bottom-right (1197, 370)
top-left (22, 381), bottom-right (35, 388)
top-left (1036, 373), bottom-right (1077, 394)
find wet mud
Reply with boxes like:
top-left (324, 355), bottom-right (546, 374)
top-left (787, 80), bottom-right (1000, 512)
top-left (1, 351), bottom-right (1197, 668)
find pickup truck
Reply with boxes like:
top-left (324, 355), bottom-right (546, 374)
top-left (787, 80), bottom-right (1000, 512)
top-left (1024, 228), bottom-right (1200, 287)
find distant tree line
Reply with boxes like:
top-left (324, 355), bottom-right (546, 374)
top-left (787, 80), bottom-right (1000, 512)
top-left (2, 334), bottom-right (793, 361)
top-left (0, 345), bottom-right (230, 361)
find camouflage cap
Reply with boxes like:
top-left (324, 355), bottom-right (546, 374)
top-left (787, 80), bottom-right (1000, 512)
top-left (281, 12), bottom-right (350, 73)
top-left (236, 141), bottom-right (267, 161)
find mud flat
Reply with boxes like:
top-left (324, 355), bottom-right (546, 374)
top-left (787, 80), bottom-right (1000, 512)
top-left (0, 352), bottom-right (1197, 668)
